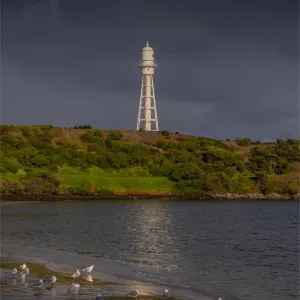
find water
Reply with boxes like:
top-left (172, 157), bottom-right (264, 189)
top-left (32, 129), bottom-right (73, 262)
top-left (0, 200), bottom-right (299, 299)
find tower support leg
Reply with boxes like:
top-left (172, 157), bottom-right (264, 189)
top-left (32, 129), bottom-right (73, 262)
top-left (137, 75), bottom-right (159, 131)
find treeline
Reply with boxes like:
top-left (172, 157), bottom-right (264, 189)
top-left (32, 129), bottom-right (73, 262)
top-left (0, 125), bottom-right (299, 196)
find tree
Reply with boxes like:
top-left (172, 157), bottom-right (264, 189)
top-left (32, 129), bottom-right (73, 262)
top-left (203, 172), bottom-right (229, 192)
top-left (181, 163), bottom-right (203, 180)
top-left (265, 154), bottom-right (279, 173)
top-left (236, 138), bottom-right (251, 146)
top-left (73, 124), bottom-right (92, 129)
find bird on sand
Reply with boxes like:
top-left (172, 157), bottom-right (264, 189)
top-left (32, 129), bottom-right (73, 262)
top-left (71, 269), bottom-right (80, 278)
top-left (49, 275), bottom-right (57, 284)
top-left (163, 289), bottom-right (171, 299)
top-left (81, 265), bottom-right (94, 273)
top-left (19, 268), bottom-right (30, 277)
top-left (82, 274), bottom-right (93, 282)
top-left (18, 264), bottom-right (26, 271)
top-left (67, 283), bottom-right (80, 294)
top-left (126, 290), bottom-right (140, 298)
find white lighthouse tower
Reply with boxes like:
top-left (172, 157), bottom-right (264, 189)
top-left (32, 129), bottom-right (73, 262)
top-left (136, 41), bottom-right (159, 131)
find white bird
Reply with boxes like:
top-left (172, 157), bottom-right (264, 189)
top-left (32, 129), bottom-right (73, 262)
top-left (71, 269), bottom-right (80, 278)
top-left (81, 265), bottom-right (94, 273)
top-left (163, 289), bottom-right (171, 299)
top-left (82, 274), bottom-right (93, 282)
top-left (126, 290), bottom-right (140, 298)
top-left (19, 268), bottom-right (30, 276)
top-left (11, 268), bottom-right (18, 274)
top-left (49, 275), bottom-right (57, 284)
top-left (67, 283), bottom-right (80, 294)
top-left (18, 264), bottom-right (26, 270)
top-left (46, 275), bottom-right (57, 288)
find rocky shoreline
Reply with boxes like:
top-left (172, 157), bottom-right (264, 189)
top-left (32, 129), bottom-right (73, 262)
top-left (1, 192), bottom-right (299, 201)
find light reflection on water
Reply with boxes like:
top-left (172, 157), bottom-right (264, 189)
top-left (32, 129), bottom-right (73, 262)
top-left (128, 202), bottom-right (178, 271)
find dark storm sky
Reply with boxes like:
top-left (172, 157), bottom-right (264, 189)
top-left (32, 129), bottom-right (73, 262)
top-left (1, 0), bottom-right (299, 140)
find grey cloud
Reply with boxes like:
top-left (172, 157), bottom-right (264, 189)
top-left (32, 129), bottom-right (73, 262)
top-left (1, 0), bottom-right (299, 140)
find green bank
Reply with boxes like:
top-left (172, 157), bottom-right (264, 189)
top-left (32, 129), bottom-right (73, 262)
top-left (0, 125), bottom-right (299, 198)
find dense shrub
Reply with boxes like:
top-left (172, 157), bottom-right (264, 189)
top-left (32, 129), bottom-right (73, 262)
top-left (236, 138), bottom-right (251, 146)
top-left (73, 124), bottom-right (92, 129)
top-left (161, 130), bottom-right (170, 138)
top-left (107, 132), bottom-right (123, 141)
top-left (21, 127), bottom-right (31, 137)
top-left (0, 125), bottom-right (14, 135)
top-left (0, 126), bottom-right (299, 196)
top-left (69, 184), bottom-right (90, 196)
top-left (0, 179), bottom-right (22, 194)
top-left (260, 178), bottom-right (285, 195)
top-left (80, 131), bottom-right (98, 143)
top-left (21, 171), bottom-right (61, 194)
top-left (2, 158), bottom-right (20, 174)
top-left (94, 130), bottom-right (104, 138)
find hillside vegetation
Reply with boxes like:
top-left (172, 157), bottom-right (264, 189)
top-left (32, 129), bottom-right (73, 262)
top-left (0, 125), bottom-right (299, 198)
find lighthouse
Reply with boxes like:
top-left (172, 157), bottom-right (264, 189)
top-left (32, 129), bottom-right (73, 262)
top-left (136, 42), bottom-right (159, 131)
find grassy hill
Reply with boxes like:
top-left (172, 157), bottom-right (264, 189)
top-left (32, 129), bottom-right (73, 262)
top-left (0, 125), bottom-right (299, 199)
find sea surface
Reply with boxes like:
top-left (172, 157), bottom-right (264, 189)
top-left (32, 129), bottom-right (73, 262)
top-left (0, 200), bottom-right (299, 300)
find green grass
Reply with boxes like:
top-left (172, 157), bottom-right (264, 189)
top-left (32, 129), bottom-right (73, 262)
top-left (59, 167), bottom-right (174, 193)
top-left (0, 167), bottom-right (175, 194)
top-left (0, 173), bottom-right (24, 181)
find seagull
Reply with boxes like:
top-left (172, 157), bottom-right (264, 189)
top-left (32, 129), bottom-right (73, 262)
top-left (49, 275), bottom-right (57, 284)
top-left (18, 263), bottom-right (26, 270)
top-left (71, 269), bottom-right (80, 278)
top-left (82, 274), bottom-right (93, 282)
top-left (96, 294), bottom-right (103, 300)
top-left (126, 290), bottom-right (140, 298)
top-left (46, 275), bottom-right (57, 288)
top-left (81, 265), bottom-right (94, 273)
top-left (19, 268), bottom-right (30, 277)
top-left (11, 268), bottom-right (18, 274)
top-left (163, 289), bottom-right (171, 299)
top-left (67, 283), bottom-right (80, 294)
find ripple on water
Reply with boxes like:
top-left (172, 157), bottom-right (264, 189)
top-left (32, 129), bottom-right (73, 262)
top-left (1, 200), bottom-right (299, 300)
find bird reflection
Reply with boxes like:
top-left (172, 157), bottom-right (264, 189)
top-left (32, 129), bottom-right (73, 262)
top-left (46, 285), bottom-right (57, 295)
top-left (82, 274), bottom-right (93, 283)
top-left (33, 290), bottom-right (42, 298)
top-left (50, 287), bottom-right (56, 299)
